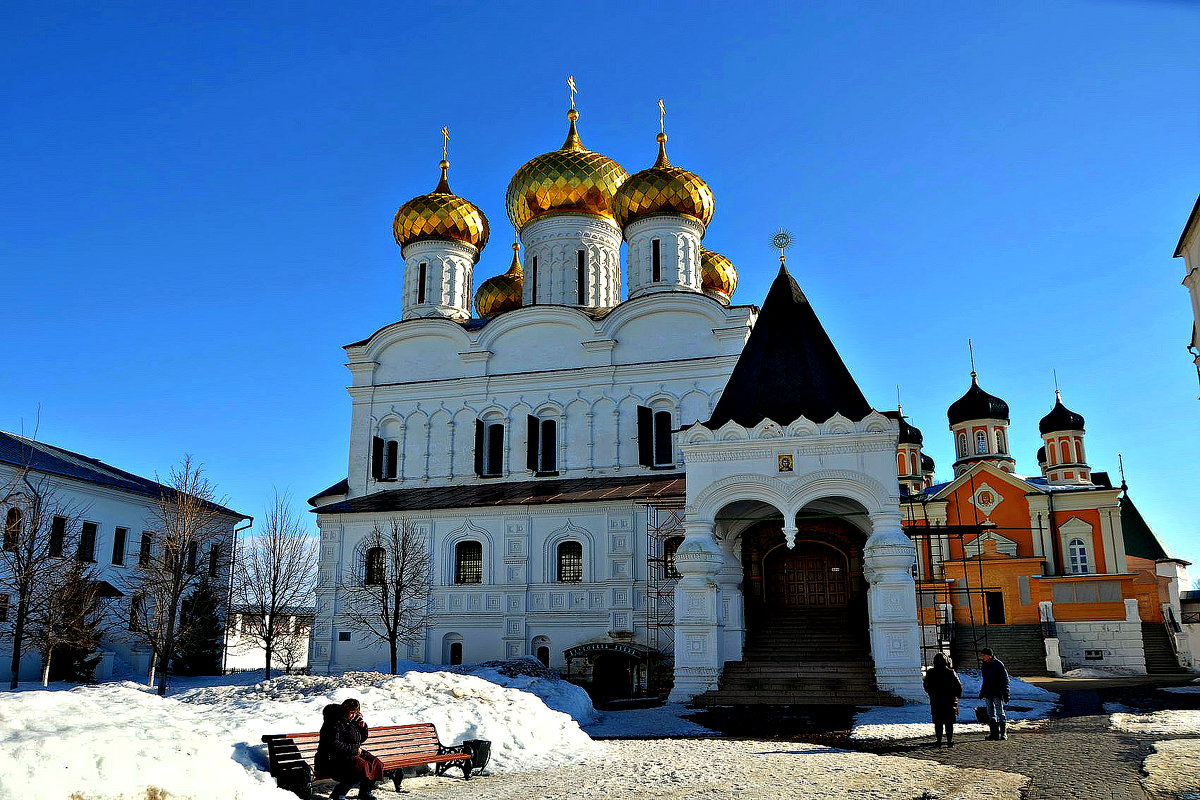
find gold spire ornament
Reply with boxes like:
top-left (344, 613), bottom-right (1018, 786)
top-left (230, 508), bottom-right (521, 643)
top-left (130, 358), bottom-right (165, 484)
top-left (393, 128), bottom-right (490, 257)
top-left (474, 236), bottom-right (525, 318)
top-left (613, 98), bottom-right (715, 229)
top-left (505, 79), bottom-right (628, 230)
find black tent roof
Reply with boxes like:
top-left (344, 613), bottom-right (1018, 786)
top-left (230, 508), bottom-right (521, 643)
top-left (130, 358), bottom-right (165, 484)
top-left (702, 264), bottom-right (872, 428)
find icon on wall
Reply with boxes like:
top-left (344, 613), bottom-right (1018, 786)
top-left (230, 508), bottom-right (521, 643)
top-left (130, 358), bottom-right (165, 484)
top-left (778, 454), bottom-right (794, 472)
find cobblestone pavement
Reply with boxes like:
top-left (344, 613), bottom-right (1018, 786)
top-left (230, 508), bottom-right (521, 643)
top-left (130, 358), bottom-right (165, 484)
top-left (854, 691), bottom-right (1200, 800)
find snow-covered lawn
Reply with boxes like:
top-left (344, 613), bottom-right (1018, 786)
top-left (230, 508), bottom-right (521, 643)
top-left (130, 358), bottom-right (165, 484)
top-left (0, 664), bottom-right (1033, 800)
top-left (851, 671), bottom-right (1058, 741)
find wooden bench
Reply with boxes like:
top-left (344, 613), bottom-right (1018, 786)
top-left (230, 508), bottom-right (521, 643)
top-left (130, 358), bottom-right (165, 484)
top-left (262, 722), bottom-right (484, 798)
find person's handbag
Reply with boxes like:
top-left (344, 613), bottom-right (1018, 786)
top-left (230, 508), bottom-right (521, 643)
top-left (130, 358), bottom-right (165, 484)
top-left (974, 706), bottom-right (989, 723)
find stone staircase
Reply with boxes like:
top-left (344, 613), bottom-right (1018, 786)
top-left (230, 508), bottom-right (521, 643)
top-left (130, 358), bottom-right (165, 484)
top-left (1141, 622), bottom-right (1187, 674)
top-left (949, 624), bottom-right (1050, 676)
top-left (693, 609), bottom-right (902, 706)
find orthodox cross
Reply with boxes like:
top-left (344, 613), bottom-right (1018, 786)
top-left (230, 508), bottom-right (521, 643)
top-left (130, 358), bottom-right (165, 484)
top-left (441, 126), bottom-right (450, 161)
top-left (567, 75), bottom-right (577, 109)
top-left (658, 98), bottom-right (666, 135)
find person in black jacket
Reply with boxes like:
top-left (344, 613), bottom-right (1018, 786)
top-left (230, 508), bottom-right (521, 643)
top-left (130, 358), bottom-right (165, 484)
top-left (315, 698), bottom-right (384, 800)
top-left (922, 652), bottom-right (963, 747)
top-left (978, 647), bottom-right (1011, 741)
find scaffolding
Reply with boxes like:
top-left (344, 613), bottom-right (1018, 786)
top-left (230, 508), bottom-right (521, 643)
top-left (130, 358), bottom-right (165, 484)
top-left (644, 503), bottom-right (684, 692)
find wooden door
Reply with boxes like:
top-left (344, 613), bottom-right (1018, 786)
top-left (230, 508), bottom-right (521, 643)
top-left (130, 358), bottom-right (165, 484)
top-left (767, 545), bottom-right (849, 608)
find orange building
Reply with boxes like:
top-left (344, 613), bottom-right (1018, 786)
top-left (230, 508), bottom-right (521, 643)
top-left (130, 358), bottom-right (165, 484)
top-left (895, 374), bottom-right (1194, 676)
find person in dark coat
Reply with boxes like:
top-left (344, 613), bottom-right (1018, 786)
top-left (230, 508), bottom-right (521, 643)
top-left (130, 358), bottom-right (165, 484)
top-left (315, 698), bottom-right (383, 800)
top-left (922, 652), bottom-right (963, 747)
top-left (978, 647), bottom-right (1011, 741)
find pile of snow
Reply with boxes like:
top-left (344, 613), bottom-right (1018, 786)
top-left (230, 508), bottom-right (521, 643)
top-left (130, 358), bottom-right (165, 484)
top-left (1063, 667), bottom-right (1141, 677)
top-left (1139, 739), bottom-right (1200, 799)
top-left (851, 671), bottom-right (1058, 741)
top-left (1110, 708), bottom-right (1200, 735)
top-left (0, 668), bottom-right (602, 800)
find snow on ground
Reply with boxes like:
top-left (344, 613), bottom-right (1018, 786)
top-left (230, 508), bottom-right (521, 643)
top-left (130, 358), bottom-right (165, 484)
top-left (583, 702), bottom-right (719, 738)
top-left (391, 739), bottom-right (1028, 800)
top-left (1109, 708), bottom-right (1200, 735)
top-left (1062, 667), bottom-right (1140, 677)
top-left (0, 668), bottom-right (600, 800)
top-left (1162, 684), bottom-right (1200, 694)
top-left (851, 670), bottom-right (1058, 741)
top-left (1139, 739), bottom-right (1200, 799)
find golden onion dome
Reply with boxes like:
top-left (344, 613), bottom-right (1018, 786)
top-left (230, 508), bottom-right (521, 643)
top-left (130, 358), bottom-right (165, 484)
top-left (700, 248), bottom-right (738, 303)
top-left (505, 109), bottom-right (629, 231)
top-left (393, 160), bottom-right (490, 259)
top-left (614, 133), bottom-right (715, 229)
top-left (475, 241), bottom-right (525, 319)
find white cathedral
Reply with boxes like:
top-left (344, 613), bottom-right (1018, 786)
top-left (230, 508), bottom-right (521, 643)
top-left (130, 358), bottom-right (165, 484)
top-left (308, 102), bottom-right (925, 704)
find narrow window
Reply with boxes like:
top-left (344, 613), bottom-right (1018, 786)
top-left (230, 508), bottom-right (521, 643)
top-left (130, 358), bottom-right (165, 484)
top-left (1061, 438), bottom-right (1074, 463)
top-left (662, 536), bottom-right (683, 579)
top-left (3, 508), bottom-right (19, 551)
top-left (365, 546), bottom-right (386, 585)
top-left (417, 262), bottom-right (428, 304)
top-left (208, 544), bottom-right (220, 577)
top-left (957, 433), bottom-right (967, 458)
top-left (112, 527), bottom-right (127, 565)
top-left (996, 429), bottom-right (1007, 455)
top-left (455, 541), bottom-right (483, 584)
top-left (557, 541), bottom-right (583, 583)
top-left (1068, 538), bottom-right (1089, 574)
top-left (139, 532), bottom-right (153, 566)
top-left (975, 430), bottom-right (988, 455)
top-left (653, 410), bottom-right (673, 466)
top-left (1075, 438), bottom-right (1085, 463)
top-left (338, 631), bottom-right (351, 642)
top-left (1048, 441), bottom-right (1059, 465)
top-left (372, 436), bottom-right (385, 480)
top-left (129, 595), bottom-right (142, 631)
top-left (385, 440), bottom-right (399, 480)
top-left (530, 256), bottom-right (538, 304)
top-left (577, 250), bottom-right (586, 304)
top-left (652, 238), bottom-right (661, 282)
top-left (0, 593), bottom-right (9, 623)
top-left (50, 516), bottom-right (66, 557)
top-left (186, 540), bottom-right (199, 574)
top-left (527, 416), bottom-right (558, 474)
top-left (449, 642), bottom-right (463, 665)
top-left (487, 423), bottom-right (504, 476)
top-left (78, 522), bottom-right (97, 562)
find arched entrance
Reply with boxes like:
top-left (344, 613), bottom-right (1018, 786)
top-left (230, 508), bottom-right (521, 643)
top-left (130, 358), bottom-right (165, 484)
top-left (764, 540), bottom-right (850, 608)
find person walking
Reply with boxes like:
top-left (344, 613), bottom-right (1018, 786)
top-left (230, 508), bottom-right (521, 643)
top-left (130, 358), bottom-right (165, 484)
top-left (978, 647), bottom-right (1010, 741)
top-left (923, 652), bottom-right (963, 747)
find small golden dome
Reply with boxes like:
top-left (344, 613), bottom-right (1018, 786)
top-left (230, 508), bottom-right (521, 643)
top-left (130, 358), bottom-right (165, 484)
top-left (700, 248), bottom-right (738, 303)
top-left (394, 160), bottom-right (490, 258)
top-left (475, 241), bottom-right (524, 318)
top-left (614, 133), bottom-right (715, 229)
top-left (506, 109), bottom-right (629, 231)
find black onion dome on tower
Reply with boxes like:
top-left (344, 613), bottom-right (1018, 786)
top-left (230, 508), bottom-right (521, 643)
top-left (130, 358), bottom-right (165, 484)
top-left (883, 410), bottom-right (923, 445)
top-left (920, 453), bottom-right (935, 472)
top-left (1037, 445), bottom-right (1047, 464)
top-left (1039, 393), bottom-right (1085, 434)
top-left (703, 264), bottom-right (872, 428)
top-left (947, 376), bottom-right (1009, 425)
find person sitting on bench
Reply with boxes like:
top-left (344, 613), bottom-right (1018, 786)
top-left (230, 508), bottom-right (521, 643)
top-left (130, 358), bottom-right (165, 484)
top-left (315, 698), bottom-right (384, 800)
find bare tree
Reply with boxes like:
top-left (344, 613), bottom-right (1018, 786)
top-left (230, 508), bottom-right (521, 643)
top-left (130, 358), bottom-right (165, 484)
top-left (232, 492), bottom-right (317, 679)
top-left (0, 445), bottom-right (89, 689)
top-left (338, 518), bottom-right (432, 674)
top-left (126, 456), bottom-right (233, 696)
top-left (28, 557), bottom-right (114, 685)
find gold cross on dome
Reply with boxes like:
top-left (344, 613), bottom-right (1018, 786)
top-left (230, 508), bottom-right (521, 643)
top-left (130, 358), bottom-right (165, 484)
top-left (441, 126), bottom-right (450, 161)
top-left (567, 75), bottom-right (577, 108)
top-left (658, 98), bottom-right (666, 135)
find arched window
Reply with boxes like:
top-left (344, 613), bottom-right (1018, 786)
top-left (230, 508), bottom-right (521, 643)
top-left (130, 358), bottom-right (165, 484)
top-left (1068, 538), bottom-right (1089, 574)
top-left (527, 415), bottom-right (558, 475)
top-left (1048, 441), bottom-right (1059, 465)
top-left (449, 642), bottom-right (463, 665)
top-left (1075, 437), bottom-right (1085, 463)
top-left (474, 419), bottom-right (505, 477)
top-left (3, 508), bottom-right (20, 551)
top-left (957, 433), bottom-right (968, 458)
top-left (557, 541), bottom-right (583, 583)
top-left (454, 541), bottom-right (483, 585)
top-left (909, 452), bottom-right (918, 475)
top-left (364, 546), bottom-right (386, 586)
top-left (975, 430), bottom-right (988, 455)
top-left (371, 435), bottom-right (399, 481)
top-left (532, 635), bottom-right (551, 667)
top-left (442, 632), bottom-right (464, 665)
top-left (995, 428), bottom-right (1007, 454)
top-left (662, 536), bottom-right (683, 579)
top-left (1060, 438), bottom-right (1074, 463)
top-left (637, 406), bottom-right (675, 467)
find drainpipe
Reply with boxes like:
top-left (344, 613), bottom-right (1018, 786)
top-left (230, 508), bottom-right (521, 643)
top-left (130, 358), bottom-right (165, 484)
top-left (222, 517), bottom-right (254, 675)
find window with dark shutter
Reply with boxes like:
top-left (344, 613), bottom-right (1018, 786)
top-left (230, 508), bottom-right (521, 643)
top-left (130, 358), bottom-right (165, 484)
top-left (486, 423), bottom-right (504, 476)
top-left (385, 440), bottom-right (399, 480)
top-left (50, 516), bottom-right (66, 557)
top-left (474, 420), bottom-right (485, 476)
top-left (78, 522), bottom-right (97, 562)
top-left (652, 239), bottom-right (661, 282)
top-left (653, 410), bottom-right (673, 466)
top-left (540, 419), bottom-right (557, 472)
top-left (527, 415), bottom-right (539, 472)
top-left (139, 532), bottom-right (153, 566)
top-left (372, 436), bottom-right (385, 480)
top-left (454, 541), bottom-right (483, 584)
top-left (557, 541), bottom-right (583, 582)
top-left (637, 406), bottom-right (653, 467)
top-left (112, 527), bottom-right (127, 565)
top-left (365, 547), bottom-right (386, 585)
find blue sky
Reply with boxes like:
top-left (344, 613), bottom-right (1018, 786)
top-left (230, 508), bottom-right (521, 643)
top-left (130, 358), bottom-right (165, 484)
top-left (2, 1), bottom-right (1198, 564)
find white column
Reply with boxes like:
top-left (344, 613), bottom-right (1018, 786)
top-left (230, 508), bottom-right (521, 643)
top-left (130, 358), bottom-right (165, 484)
top-left (668, 519), bottom-right (725, 702)
top-left (863, 511), bottom-right (925, 701)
